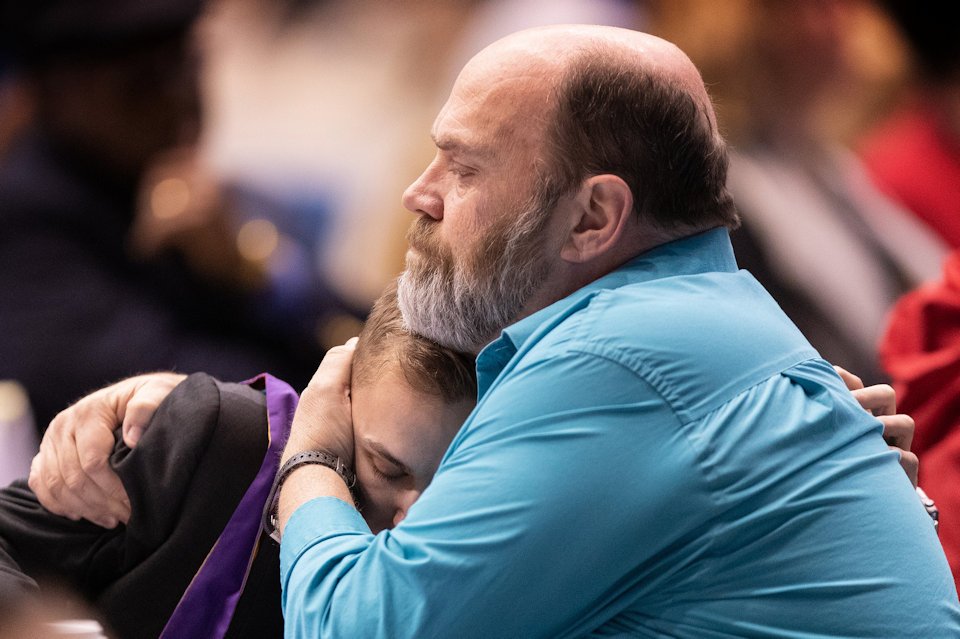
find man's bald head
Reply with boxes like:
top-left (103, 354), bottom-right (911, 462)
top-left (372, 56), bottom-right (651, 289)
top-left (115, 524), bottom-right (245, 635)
top-left (470, 25), bottom-right (717, 126)
top-left (462, 25), bottom-right (738, 234)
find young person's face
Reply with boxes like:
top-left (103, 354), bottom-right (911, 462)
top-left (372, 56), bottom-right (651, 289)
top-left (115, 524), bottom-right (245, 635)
top-left (351, 368), bottom-right (474, 534)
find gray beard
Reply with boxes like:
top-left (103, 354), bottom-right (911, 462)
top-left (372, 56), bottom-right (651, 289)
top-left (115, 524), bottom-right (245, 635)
top-left (397, 206), bottom-right (552, 353)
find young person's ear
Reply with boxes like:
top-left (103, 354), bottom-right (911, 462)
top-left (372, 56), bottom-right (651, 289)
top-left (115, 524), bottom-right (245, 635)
top-left (560, 174), bottom-right (633, 264)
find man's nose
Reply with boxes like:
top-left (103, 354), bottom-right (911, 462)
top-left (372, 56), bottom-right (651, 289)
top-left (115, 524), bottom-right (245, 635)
top-left (402, 165), bottom-right (443, 220)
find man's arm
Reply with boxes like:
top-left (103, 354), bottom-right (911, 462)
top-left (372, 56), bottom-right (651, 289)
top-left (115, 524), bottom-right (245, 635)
top-left (278, 345), bottom-right (929, 637)
top-left (278, 349), bottom-right (700, 638)
top-left (30, 363), bottom-right (919, 526)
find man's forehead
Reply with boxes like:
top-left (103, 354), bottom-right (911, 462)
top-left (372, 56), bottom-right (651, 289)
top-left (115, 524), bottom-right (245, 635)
top-left (429, 116), bottom-right (497, 161)
top-left (431, 68), bottom-right (552, 157)
top-left (429, 109), bottom-right (487, 156)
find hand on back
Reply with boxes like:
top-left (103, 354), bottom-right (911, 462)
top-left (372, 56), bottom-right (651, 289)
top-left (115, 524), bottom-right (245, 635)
top-left (834, 366), bottom-right (917, 486)
top-left (29, 372), bottom-right (186, 528)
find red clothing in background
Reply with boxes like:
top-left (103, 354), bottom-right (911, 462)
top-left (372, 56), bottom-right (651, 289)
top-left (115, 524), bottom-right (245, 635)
top-left (861, 107), bottom-right (960, 248)
top-left (881, 250), bottom-right (960, 588)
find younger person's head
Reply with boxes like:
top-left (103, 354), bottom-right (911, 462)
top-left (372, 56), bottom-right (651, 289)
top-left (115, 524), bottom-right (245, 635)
top-left (351, 284), bottom-right (477, 533)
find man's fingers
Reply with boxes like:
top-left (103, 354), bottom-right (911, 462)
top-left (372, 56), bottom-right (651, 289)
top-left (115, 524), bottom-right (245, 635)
top-left (849, 384), bottom-right (897, 417)
top-left (39, 411), bottom-right (83, 516)
top-left (835, 368), bottom-right (897, 417)
top-left (879, 414), bottom-right (915, 452)
top-left (832, 369), bottom-right (915, 484)
top-left (56, 426), bottom-right (124, 528)
top-left (834, 366), bottom-right (864, 391)
top-left (121, 373), bottom-right (185, 447)
top-left (51, 433), bottom-right (96, 521)
top-left (75, 419), bottom-right (131, 523)
top-left (287, 338), bottom-right (359, 466)
top-left (60, 397), bottom-right (129, 525)
top-left (307, 340), bottom-right (357, 392)
top-left (32, 464), bottom-right (122, 529)
top-left (29, 444), bottom-right (67, 517)
top-left (122, 398), bottom-right (154, 447)
top-left (894, 448), bottom-right (919, 487)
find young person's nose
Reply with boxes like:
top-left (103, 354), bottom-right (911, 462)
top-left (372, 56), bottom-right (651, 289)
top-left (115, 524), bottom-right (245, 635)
top-left (392, 489), bottom-right (422, 527)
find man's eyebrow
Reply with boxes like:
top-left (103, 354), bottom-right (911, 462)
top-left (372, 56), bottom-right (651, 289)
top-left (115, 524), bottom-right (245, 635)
top-left (430, 131), bottom-right (490, 160)
top-left (363, 438), bottom-right (412, 474)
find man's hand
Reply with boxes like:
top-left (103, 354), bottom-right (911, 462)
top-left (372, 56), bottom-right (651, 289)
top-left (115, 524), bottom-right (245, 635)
top-left (277, 340), bottom-right (357, 537)
top-left (28, 373), bottom-right (186, 528)
top-left (282, 339), bottom-right (357, 467)
top-left (834, 366), bottom-right (918, 486)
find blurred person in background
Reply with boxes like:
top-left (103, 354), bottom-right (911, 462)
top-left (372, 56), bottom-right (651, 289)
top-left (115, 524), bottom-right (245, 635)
top-left (652, 0), bottom-right (947, 384)
top-left (882, 252), bottom-right (960, 592)
top-left (0, 0), bottom-right (324, 435)
top-left (0, 0), bottom-right (642, 451)
top-left (197, 0), bottom-right (641, 319)
top-left (875, 0), bottom-right (960, 568)
top-left (869, 0), bottom-right (960, 594)
top-left (0, 588), bottom-right (106, 639)
top-left (0, 51), bottom-right (32, 158)
top-left (860, 0), bottom-right (960, 248)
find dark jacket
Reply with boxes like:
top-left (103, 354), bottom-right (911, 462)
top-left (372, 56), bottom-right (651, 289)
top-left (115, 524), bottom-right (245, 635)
top-left (0, 373), bottom-right (284, 638)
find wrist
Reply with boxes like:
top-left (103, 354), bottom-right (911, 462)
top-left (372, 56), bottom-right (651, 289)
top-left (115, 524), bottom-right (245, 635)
top-left (281, 448), bottom-right (352, 471)
top-left (281, 434), bottom-right (353, 468)
top-left (263, 449), bottom-right (357, 541)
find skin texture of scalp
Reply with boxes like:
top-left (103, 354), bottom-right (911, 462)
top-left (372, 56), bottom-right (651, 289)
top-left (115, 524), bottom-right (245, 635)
top-left (466, 25), bottom-right (719, 132)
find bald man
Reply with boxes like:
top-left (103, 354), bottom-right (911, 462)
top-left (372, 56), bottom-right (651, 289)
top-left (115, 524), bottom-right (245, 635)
top-left (29, 25), bottom-right (960, 637)
top-left (274, 26), bottom-right (959, 636)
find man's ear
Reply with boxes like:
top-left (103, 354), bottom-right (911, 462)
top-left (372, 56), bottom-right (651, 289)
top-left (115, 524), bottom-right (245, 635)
top-left (560, 174), bottom-right (633, 264)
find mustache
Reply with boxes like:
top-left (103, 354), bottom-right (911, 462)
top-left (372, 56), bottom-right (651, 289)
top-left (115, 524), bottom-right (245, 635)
top-left (406, 218), bottom-right (446, 258)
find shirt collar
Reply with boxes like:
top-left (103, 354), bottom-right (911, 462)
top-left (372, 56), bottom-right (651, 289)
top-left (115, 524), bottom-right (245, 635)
top-left (475, 227), bottom-right (737, 395)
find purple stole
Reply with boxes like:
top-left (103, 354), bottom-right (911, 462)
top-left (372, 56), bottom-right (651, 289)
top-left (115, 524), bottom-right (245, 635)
top-left (159, 374), bottom-right (297, 639)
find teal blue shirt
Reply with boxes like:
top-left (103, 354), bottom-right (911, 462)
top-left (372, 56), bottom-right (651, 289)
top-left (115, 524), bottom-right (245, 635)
top-left (281, 228), bottom-right (960, 637)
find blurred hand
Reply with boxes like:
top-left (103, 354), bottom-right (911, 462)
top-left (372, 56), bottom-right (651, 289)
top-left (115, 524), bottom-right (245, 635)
top-left (834, 366), bottom-right (918, 486)
top-left (28, 373), bottom-right (186, 528)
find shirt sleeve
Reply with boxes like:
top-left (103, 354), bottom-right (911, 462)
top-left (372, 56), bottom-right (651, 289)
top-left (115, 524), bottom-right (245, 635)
top-left (280, 350), bottom-right (714, 638)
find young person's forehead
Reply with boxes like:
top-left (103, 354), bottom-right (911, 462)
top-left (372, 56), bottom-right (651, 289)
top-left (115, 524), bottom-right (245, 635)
top-left (352, 366), bottom-right (418, 413)
top-left (354, 381), bottom-right (451, 462)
